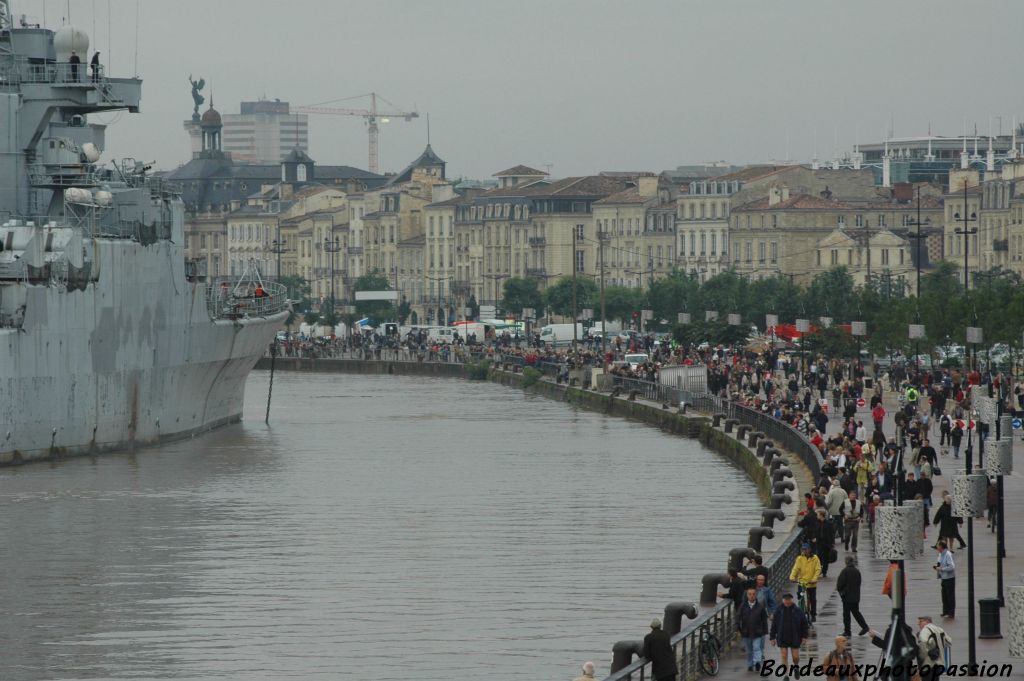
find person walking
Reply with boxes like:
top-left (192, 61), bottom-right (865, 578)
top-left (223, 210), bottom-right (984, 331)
top-left (916, 616), bottom-right (952, 675)
top-left (826, 480), bottom-right (847, 541)
top-left (934, 541), bottom-right (956, 618)
top-left (840, 490), bottom-right (864, 552)
top-left (821, 635), bottom-right (860, 681)
top-left (950, 422), bottom-right (964, 459)
top-left (835, 556), bottom-right (869, 637)
top-left (932, 494), bottom-right (966, 551)
top-left (642, 619), bottom-right (677, 681)
top-left (573, 661), bottom-right (597, 681)
top-left (789, 543), bottom-right (822, 622)
top-left (770, 593), bottom-right (809, 679)
top-left (90, 51), bottom-right (101, 82)
top-left (737, 587), bottom-right (769, 672)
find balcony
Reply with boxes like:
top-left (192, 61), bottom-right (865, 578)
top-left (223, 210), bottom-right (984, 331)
top-left (526, 267), bottom-right (547, 277)
top-left (456, 245), bottom-right (470, 253)
top-left (993, 238), bottom-right (1009, 252)
top-left (528, 236), bottom-right (546, 247)
top-left (347, 246), bottom-right (363, 255)
top-left (451, 280), bottom-right (470, 295)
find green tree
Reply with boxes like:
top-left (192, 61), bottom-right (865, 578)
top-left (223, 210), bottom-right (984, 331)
top-left (806, 267), bottom-right (856, 318)
top-left (467, 294), bottom-right (479, 320)
top-left (397, 299), bottom-right (411, 325)
top-left (543, 275), bottom-right (597, 318)
top-left (352, 269), bottom-right (395, 323)
top-left (602, 285), bottom-right (644, 324)
top-left (501, 277), bottom-right (544, 317)
top-left (646, 269), bottom-right (698, 327)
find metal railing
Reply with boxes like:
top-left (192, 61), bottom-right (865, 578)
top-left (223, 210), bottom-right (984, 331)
top-left (206, 280), bottom-right (288, 319)
top-left (3, 58), bottom-right (107, 86)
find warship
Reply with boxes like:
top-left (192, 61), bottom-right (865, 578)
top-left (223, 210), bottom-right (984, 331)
top-left (0, 6), bottom-right (287, 462)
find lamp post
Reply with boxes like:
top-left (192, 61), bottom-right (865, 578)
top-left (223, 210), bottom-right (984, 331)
top-left (268, 235), bottom-right (288, 279)
top-left (906, 187), bottom-right (931, 374)
top-left (323, 236), bottom-right (342, 319)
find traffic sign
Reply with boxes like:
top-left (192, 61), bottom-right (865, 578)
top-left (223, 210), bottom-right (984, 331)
top-left (819, 398), bottom-right (829, 414)
top-left (856, 398), bottom-right (866, 408)
top-left (1012, 418), bottom-right (1022, 430)
top-left (957, 419), bottom-right (976, 430)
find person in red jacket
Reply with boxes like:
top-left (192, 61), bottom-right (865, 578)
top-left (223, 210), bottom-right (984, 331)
top-left (871, 403), bottom-right (886, 432)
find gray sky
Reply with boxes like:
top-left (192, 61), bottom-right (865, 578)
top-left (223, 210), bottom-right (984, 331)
top-left (19, 0), bottom-right (1024, 178)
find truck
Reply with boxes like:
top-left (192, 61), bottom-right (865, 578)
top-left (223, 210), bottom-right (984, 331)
top-left (538, 323), bottom-right (585, 347)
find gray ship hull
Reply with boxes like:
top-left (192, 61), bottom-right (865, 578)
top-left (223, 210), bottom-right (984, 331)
top-left (0, 237), bottom-right (284, 463)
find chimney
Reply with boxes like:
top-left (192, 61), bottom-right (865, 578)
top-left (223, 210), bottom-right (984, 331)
top-left (638, 176), bottom-right (658, 198)
top-left (768, 187), bottom-right (782, 206)
top-left (781, 186), bottom-right (790, 202)
top-left (431, 183), bottom-right (456, 203)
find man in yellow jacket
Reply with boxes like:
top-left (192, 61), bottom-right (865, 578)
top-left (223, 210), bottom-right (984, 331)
top-left (789, 543), bottom-right (823, 622)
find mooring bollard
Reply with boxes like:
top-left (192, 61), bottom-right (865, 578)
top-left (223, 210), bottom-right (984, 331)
top-left (712, 412), bottom-right (726, 427)
top-left (756, 439), bottom-right (774, 457)
top-left (762, 447), bottom-right (781, 466)
top-left (771, 467), bottom-right (793, 484)
top-left (724, 418), bottom-right (739, 433)
top-left (628, 389), bottom-right (640, 401)
top-left (729, 547), bottom-right (757, 572)
top-left (761, 508), bottom-right (786, 528)
top-left (769, 457), bottom-right (790, 474)
top-left (748, 527), bottom-right (776, 552)
top-left (748, 430), bottom-right (764, 448)
top-left (611, 640), bottom-right (644, 673)
top-left (664, 602), bottom-right (698, 637)
top-left (700, 574), bottom-right (730, 606)
top-left (772, 480), bottom-right (795, 495)
top-left (770, 493), bottom-right (792, 509)
top-left (736, 423), bottom-right (752, 440)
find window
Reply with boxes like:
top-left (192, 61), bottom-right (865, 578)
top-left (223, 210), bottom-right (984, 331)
top-left (830, 249), bottom-right (838, 265)
top-left (700, 203), bottom-right (706, 219)
top-left (837, 215), bottom-right (846, 227)
top-left (855, 214), bottom-right (864, 227)
top-left (899, 248), bottom-right (904, 265)
top-left (700, 232), bottom-right (706, 255)
top-left (201, 234), bottom-right (207, 249)
top-left (575, 250), bottom-right (585, 273)
top-left (745, 241), bottom-right (752, 262)
top-left (429, 217), bottom-right (434, 236)
top-left (770, 241), bottom-right (777, 264)
top-left (576, 224), bottom-right (584, 240)
top-left (710, 233), bottom-right (717, 255)
top-left (771, 215), bottom-right (778, 228)
top-left (817, 250), bottom-right (822, 266)
top-left (882, 248), bottom-right (890, 265)
top-left (758, 241), bottom-right (766, 263)
top-left (879, 214), bottom-right (886, 227)
top-left (690, 233), bottom-right (696, 256)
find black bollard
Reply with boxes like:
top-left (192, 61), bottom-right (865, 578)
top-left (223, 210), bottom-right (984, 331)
top-left (678, 403), bottom-right (688, 415)
top-left (748, 431), bottom-right (765, 448)
top-left (748, 527), bottom-right (776, 552)
top-left (664, 602), bottom-right (698, 637)
top-left (713, 412), bottom-right (726, 427)
top-left (769, 457), bottom-right (790, 474)
top-left (772, 480), bottom-right (795, 494)
top-left (761, 509), bottom-right (786, 528)
top-left (737, 423), bottom-right (752, 440)
top-left (611, 640), bottom-right (644, 673)
top-left (628, 389), bottom-right (640, 401)
top-left (729, 547), bottom-right (757, 572)
top-left (762, 447), bottom-right (778, 467)
top-left (769, 493), bottom-right (792, 509)
top-left (756, 439), bottom-right (774, 458)
top-left (724, 418), bottom-right (739, 433)
top-left (700, 574), bottom-right (730, 606)
top-left (771, 466), bottom-right (793, 482)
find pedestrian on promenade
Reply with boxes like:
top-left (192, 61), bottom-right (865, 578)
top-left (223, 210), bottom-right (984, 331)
top-left (986, 478), bottom-right (998, 532)
top-left (836, 556), bottom-right (869, 637)
top-left (642, 619), bottom-right (677, 681)
top-left (814, 507), bottom-right (835, 577)
top-left (745, 554), bottom-right (770, 584)
top-left (821, 635), bottom-right (860, 681)
top-left (871, 402), bottom-right (885, 432)
top-left (840, 490), bottom-right (864, 552)
top-left (572, 661), bottom-right (597, 681)
top-left (916, 616), bottom-right (952, 674)
top-left (933, 541), bottom-right (956, 618)
top-left (854, 455), bottom-right (874, 501)
top-left (753, 573), bottom-right (777, 613)
top-left (770, 593), bottom-right (809, 679)
top-left (868, 621), bottom-right (921, 681)
top-left (717, 567), bottom-right (747, 609)
top-left (950, 422), bottom-right (964, 459)
top-left (737, 586), bottom-right (769, 672)
top-left (789, 543), bottom-right (822, 622)
top-left (932, 494), bottom-right (966, 551)
top-left (882, 559), bottom-right (907, 600)
top-left (826, 480), bottom-right (847, 541)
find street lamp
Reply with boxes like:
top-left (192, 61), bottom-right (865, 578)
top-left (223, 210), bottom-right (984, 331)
top-left (268, 236), bottom-right (288, 279)
top-left (323, 236), bottom-right (342, 318)
top-left (953, 181), bottom-right (978, 291)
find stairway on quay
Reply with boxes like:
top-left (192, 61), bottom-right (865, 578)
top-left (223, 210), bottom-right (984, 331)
top-left (718, 387), bottom-right (1022, 677)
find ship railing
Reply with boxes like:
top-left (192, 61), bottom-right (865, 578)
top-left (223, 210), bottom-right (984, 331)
top-left (10, 58), bottom-right (107, 86)
top-left (206, 279), bottom-right (288, 320)
top-left (28, 163), bottom-right (103, 187)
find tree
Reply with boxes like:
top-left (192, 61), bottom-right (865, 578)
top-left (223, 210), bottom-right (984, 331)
top-left (501, 277), bottom-right (544, 318)
top-left (646, 269), bottom-right (698, 327)
top-left (806, 267), bottom-right (856, 318)
top-left (602, 285), bottom-right (644, 324)
top-left (543, 275), bottom-right (597, 318)
top-left (467, 294), bottom-right (479, 320)
top-left (352, 269), bottom-right (395, 323)
top-left (397, 299), bottom-right (411, 325)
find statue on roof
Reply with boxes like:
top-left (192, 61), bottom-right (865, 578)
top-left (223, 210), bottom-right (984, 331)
top-left (188, 74), bottom-right (205, 121)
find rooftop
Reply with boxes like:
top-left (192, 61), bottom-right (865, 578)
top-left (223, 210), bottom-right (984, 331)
top-left (493, 164), bottom-right (547, 177)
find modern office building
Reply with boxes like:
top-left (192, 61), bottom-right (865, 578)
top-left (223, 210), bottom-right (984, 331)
top-left (221, 99), bottom-right (309, 163)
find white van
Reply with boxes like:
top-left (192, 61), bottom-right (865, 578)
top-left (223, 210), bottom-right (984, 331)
top-left (427, 327), bottom-right (460, 344)
top-left (539, 323), bottom-right (584, 347)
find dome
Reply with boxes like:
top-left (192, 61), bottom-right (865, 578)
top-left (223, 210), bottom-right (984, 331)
top-left (201, 107), bottom-right (222, 126)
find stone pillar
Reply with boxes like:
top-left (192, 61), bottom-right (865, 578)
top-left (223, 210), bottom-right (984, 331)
top-left (1008, 586), bottom-right (1024, 657)
top-left (951, 473), bottom-right (988, 518)
top-left (984, 438), bottom-right (1014, 476)
top-left (874, 505), bottom-right (920, 560)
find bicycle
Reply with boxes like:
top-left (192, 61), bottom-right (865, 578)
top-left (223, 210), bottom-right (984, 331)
top-left (796, 583), bottom-right (815, 630)
top-left (697, 622), bottom-right (721, 676)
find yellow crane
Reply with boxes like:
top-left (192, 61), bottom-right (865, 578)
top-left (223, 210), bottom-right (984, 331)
top-left (293, 92), bottom-right (419, 175)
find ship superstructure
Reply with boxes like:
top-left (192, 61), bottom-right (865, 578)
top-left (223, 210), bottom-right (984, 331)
top-left (0, 7), bottom-right (286, 462)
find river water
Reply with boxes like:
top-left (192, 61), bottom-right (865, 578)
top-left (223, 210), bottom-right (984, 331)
top-left (0, 372), bottom-right (761, 681)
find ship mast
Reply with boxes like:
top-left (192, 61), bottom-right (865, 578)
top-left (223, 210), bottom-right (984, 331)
top-left (0, 2), bottom-right (11, 32)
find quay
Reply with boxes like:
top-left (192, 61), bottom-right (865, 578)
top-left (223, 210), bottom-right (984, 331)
top-left (258, 353), bottom-right (1023, 679)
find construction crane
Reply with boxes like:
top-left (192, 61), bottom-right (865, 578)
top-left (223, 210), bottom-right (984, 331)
top-left (293, 92), bottom-right (419, 175)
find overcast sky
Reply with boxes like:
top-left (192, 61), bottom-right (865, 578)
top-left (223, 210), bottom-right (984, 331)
top-left (18, 0), bottom-right (1024, 179)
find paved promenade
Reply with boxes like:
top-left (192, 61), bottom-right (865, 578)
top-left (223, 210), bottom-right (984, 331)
top-left (719, 390), bottom-right (1022, 677)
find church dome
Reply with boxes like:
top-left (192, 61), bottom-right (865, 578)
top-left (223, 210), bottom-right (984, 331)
top-left (201, 107), bottom-right (222, 126)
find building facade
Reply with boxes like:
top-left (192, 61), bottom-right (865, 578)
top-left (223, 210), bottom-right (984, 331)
top-left (221, 99), bottom-right (309, 164)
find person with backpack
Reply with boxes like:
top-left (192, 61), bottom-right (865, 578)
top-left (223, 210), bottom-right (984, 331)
top-left (916, 616), bottom-right (952, 677)
top-left (821, 634), bottom-right (860, 681)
